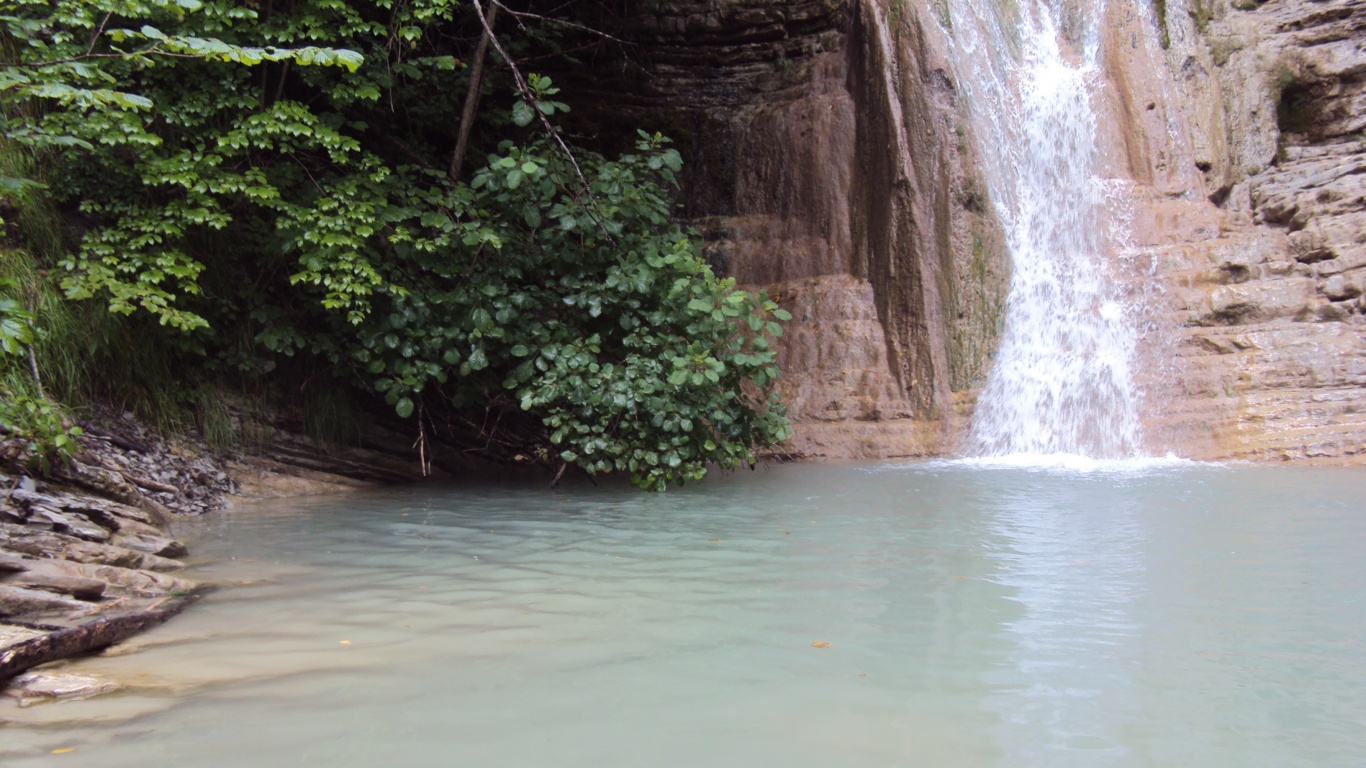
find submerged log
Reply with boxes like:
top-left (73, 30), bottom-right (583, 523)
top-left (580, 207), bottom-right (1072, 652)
top-left (0, 592), bottom-right (203, 683)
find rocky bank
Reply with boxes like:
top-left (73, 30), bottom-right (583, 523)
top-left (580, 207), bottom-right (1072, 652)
top-left (0, 409), bottom-right (438, 704)
top-left (1149, 0), bottom-right (1366, 461)
top-left (1, 421), bottom-right (218, 702)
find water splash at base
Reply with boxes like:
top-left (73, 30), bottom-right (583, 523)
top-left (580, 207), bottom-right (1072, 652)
top-left (948, 453), bottom-right (1199, 474)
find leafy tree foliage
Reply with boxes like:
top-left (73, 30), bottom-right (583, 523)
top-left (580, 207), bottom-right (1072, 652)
top-left (0, 0), bottom-right (791, 488)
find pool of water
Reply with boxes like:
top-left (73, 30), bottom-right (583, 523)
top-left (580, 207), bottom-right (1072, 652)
top-left (3, 461), bottom-right (1364, 766)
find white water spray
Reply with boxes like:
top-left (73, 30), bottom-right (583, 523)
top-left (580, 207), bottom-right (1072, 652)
top-left (945, 0), bottom-right (1145, 459)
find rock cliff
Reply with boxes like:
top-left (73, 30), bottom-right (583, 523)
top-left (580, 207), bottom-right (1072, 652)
top-left (608, 0), bottom-right (1364, 463)
top-left (1139, 0), bottom-right (1366, 461)
top-left (594, 0), bottom-right (1009, 459)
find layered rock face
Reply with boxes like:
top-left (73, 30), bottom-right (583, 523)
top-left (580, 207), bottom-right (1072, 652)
top-left (1, 473), bottom-right (200, 688)
top-left (603, 0), bottom-right (1362, 462)
top-left (1136, 0), bottom-right (1366, 461)
top-left (606, 0), bottom-right (1008, 458)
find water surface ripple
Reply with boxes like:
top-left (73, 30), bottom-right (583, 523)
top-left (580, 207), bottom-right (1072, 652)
top-left (3, 463), bottom-right (1363, 767)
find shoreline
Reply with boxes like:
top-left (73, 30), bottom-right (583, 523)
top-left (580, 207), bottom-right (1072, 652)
top-left (4, 422), bottom-right (1363, 706)
top-left (0, 410), bottom-right (406, 704)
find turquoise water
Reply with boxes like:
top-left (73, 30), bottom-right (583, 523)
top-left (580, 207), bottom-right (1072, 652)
top-left (3, 461), bottom-right (1363, 766)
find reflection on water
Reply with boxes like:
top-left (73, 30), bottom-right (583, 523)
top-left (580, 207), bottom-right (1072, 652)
top-left (983, 475), bottom-right (1147, 765)
top-left (2, 463), bottom-right (1364, 767)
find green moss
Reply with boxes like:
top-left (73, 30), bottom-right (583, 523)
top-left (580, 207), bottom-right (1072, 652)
top-left (1189, 0), bottom-right (1214, 34)
top-left (1153, 0), bottom-right (1171, 49)
top-left (1209, 39), bottom-right (1240, 67)
top-left (948, 229), bottom-right (1007, 393)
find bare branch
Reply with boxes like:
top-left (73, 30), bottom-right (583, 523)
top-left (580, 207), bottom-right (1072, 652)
top-left (1, 43), bottom-right (204, 69)
top-left (468, 0), bottom-right (616, 244)
top-left (450, 1), bottom-right (500, 181)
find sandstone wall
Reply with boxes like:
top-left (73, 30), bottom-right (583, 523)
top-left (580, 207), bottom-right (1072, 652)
top-left (1139, 0), bottom-right (1366, 461)
top-left (595, 0), bottom-right (1363, 463)
top-left (591, 0), bottom-right (1009, 459)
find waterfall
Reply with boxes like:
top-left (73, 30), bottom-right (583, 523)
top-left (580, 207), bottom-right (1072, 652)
top-left (946, 0), bottom-right (1145, 459)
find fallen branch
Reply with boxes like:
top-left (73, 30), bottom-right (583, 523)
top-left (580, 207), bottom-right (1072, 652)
top-left (80, 423), bottom-right (150, 454)
top-left (492, 1), bottom-right (632, 45)
top-left (126, 474), bottom-right (180, 495)
top-left (0, 591), bottom-right (204, 683)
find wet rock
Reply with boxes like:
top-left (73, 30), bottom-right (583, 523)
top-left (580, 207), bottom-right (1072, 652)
top-left (1317, 301), bottom-right (1352, 322)
top-left (1137, 0), bottom-right (1366, 463)
top-left (0, 586), bottom-right (91, 618)
top-left (2, 568), bottom-right (107, 601)
top-left (0, 524), bottom-right (185, 572)
top-left (58, 562), bottom-right (196, 598)
top-left (26, 507), bottom-right (111, 543)
top-left (110, 531), bottom-right (188, 559)
top-left (1290, 227), bottom-right (1337, 264)
top-left (2, 670), bottom-right (120, 705)
top-left (1202, 279), bottom-right (1317, 325)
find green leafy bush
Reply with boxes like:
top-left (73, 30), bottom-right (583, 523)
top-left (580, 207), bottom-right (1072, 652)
top-left (0, 275), bottom-right (82, 474)
top-left (0, 391), bottom-right (83, 474)
top-left (1, 0), bottom-right (792, 489)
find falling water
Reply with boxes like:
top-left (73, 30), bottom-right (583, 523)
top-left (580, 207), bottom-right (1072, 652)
top-left (947, 0), bottom-right (1145, 458)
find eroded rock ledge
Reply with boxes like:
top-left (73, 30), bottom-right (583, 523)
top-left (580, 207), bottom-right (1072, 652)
top-left (0, 411), bottom-right (235, 695)
top-left (1, 473), bottom-right (203, 695)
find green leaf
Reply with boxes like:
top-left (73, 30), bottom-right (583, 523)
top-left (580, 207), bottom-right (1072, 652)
top-left (395, 397), bottom-right (415, 418)
top-left (468, 347), bottom-right (488, 371)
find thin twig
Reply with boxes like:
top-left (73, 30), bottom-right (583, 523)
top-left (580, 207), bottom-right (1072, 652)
top-left (1, 43), bottom-right (201, 69)
top-left (272, 60), bottom-right (292, 104)
top-left (85, 13), bottom-right (114, 58)
top-left (413, 400), bottom-right (430, 477)
top-left (492, 1), bottom-right (633, 45)
top-left (26, 342), bottom-right (44, 400)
